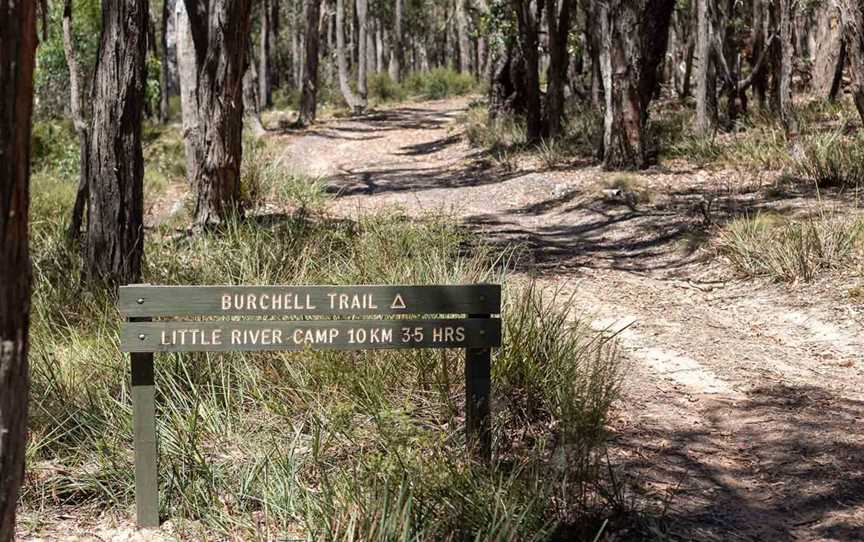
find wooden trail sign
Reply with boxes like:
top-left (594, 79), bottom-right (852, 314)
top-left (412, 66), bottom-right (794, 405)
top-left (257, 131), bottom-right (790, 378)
top-left (119, 284), bottom-right (502, 528)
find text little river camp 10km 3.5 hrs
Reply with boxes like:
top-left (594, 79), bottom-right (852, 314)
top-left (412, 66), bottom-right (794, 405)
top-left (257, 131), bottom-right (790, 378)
top-left (121, 319), bottom-right (502, 352)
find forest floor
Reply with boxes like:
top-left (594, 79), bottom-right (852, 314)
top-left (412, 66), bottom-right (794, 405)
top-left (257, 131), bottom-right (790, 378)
top-left (28, 97), bottom-right (864, 542)
top-left (268, 97), bottom-right (864, 541)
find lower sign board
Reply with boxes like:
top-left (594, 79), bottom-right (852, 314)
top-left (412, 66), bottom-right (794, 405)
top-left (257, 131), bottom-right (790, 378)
top-left (121, 318), bottom-right (501, 353)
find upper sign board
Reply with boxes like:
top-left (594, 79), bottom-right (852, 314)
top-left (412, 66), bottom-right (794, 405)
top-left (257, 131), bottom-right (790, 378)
top-left (119, 285), bottom-right (501, 317)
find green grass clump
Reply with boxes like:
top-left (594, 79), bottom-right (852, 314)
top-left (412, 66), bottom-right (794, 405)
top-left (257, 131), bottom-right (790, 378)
top-left (717, 213), bottom-right (864, 282)
top-left (668, 134), bottom-right (725, 166)
top-left (405, 68), bottom-right (477, 100)
top-left (143, 122), bottom-right (187, 195)
top-left (368, 72), bottom-right (408, 104)
top-left (240, 137), bottom-right (331, 214)
top-left (31, 120), bottom-right (80, 180)
top-left (791, 131), bottom-right (864, 189)
top-left (25, 167), bottom-right (623, 538)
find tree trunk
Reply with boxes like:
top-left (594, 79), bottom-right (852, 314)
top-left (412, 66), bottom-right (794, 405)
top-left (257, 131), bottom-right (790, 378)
top-left (336, 0), bottom-right (365, 111)
top-left (778, 0), bottom-right (797, 133)
top-left (839, 0), bottom-right (864, 123)
top-left (184, 0), bottom-right (254, 227)
top-left (298, 0), bottom-right (322, 125)
top-left (271, 0), bottom-right (281, 89)
top-left (455, 0), bottom-right (471, 74)
top-left (600, 0), bottom-right (675, 170)
top-left (586, 0), bottom-right (604, 108)
top-left (751, 0), bottom-right (769, 109)
top-left (63, 0), bottom-right (91, 242)
top-left (546, 0), bottom-right (573, 138)
top-left (292, 9), bottom-right (302, 87)
top-left (0, 0), bottom-right (36, 537)
top-left (175, 0), bottom-right (199, 185)
top-left (244, 37), bottom-right (266, 136)
top-left (85, 0), bottom-right (147, 285)
top-left (489, 40), bottom-right (515, 117)
top-left (160, 0), bottom-right (172, 121)
top-left (389, 0), bottom-right (403, 82)
top-left (694, 0), bottom-right (714, 135)
top-left (639, 0), bottom-right (675, 113)
top-left (377, 23), bottom-right (385, 73)
top-left (812, 1), bottom-right (845, 100)
top-left (260, 0), bottom-right (272, 108)
top-left (721, 0), bottom-right (740, 126)
top-left (515, 0), bottom-right (543, 143)
top-left (681, 33), bottom-right (696, 98)
top-left (357, 0), bottom-right (368, 98)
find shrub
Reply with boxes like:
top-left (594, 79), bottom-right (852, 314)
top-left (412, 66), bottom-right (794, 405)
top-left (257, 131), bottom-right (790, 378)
top-left (537, 138), bottom-right (568, 169)
top-left (368, 72), bottom-right (408, 104)
top-left (462, 106), bottom-right (526, 152)
top-left (717, 213), bottom-right (864, 282)
top-left (31, 120), bottom-right (80, 180)
top-left (406, 68), bottom-right (476, 100)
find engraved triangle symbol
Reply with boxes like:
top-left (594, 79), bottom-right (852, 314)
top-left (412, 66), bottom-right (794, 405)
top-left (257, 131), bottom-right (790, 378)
top-left (390, 294), bottom-right (406, 310)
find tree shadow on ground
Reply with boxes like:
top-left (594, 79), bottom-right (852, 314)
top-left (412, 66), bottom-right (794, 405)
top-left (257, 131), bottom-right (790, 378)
top-left (326, 162), bottom-right (532, 197)
top-left (274, 105), bottom-right (463, 138)
top-left (608, 384), bottom-right (864, 540)
top-left (464, 180), bottom-right (855, 277)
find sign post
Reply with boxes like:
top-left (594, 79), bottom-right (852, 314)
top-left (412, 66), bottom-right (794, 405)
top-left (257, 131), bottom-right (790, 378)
top-left (119, 284), bottom-right (501, 528)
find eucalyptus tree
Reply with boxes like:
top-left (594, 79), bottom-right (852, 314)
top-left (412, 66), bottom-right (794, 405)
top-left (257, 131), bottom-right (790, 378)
top-left (183, 0), bottom-right (254, 226)
top-left (777, 0), bottom-right (797, 133)
top-left (514, 0), bottom-right (542, 142)
top-left (546, 0), bottom-right (574, 138)
top-left (598, 0), bottom-right (675, 169)
top-left (839, 0), bottom-right (864, 123)
top-left (84, 0), bottom-right (148, 283)
top-left (298, 0), bottom-right (322, 125)
top-left (336, 0), bottom-right (366, 111)
top-left (389, 0), bottom-right (403, 81)
top-left (0, 0), bottom-right (37, 538)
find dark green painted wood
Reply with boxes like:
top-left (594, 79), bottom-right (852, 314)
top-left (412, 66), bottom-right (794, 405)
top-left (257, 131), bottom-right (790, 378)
top-left (465, 313), bottom-right (491, 463)
top-left (131, 316), bottom-right (159, 528)
top-left (121, 318), bottom-right (502, 353)
top-left (119, 284), bottom-right (501, 317)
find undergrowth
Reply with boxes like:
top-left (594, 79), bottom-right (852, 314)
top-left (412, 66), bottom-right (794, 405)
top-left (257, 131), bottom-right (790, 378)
top-left (24, 162), bottom-right (624, 538)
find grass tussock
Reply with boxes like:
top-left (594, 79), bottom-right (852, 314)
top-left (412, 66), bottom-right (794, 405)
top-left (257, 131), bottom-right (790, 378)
top-left (241, 137), bottom-right (331, 214)
top-left (717, 213), bottom-right (864, 282)
top-left (462, 104), bottom-right (601, 169)
top-left (26, 168), bottom-right (624, 538)
top-left (791, 131), bottom-right (864, 189)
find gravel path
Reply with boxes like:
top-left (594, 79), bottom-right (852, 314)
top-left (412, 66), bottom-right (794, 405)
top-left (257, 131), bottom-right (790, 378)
top-left (278, 97), bottom-right (864, 540)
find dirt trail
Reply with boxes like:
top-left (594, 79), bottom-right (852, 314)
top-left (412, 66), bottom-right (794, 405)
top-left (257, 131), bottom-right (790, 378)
top-left (275, 97), bottom-right (864, 540)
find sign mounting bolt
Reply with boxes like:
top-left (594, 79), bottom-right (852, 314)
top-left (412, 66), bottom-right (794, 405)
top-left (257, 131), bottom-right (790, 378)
top-left (138, 334), bottom-right (146, 341)
top-left (137, 298), bottom-right (145, 305)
